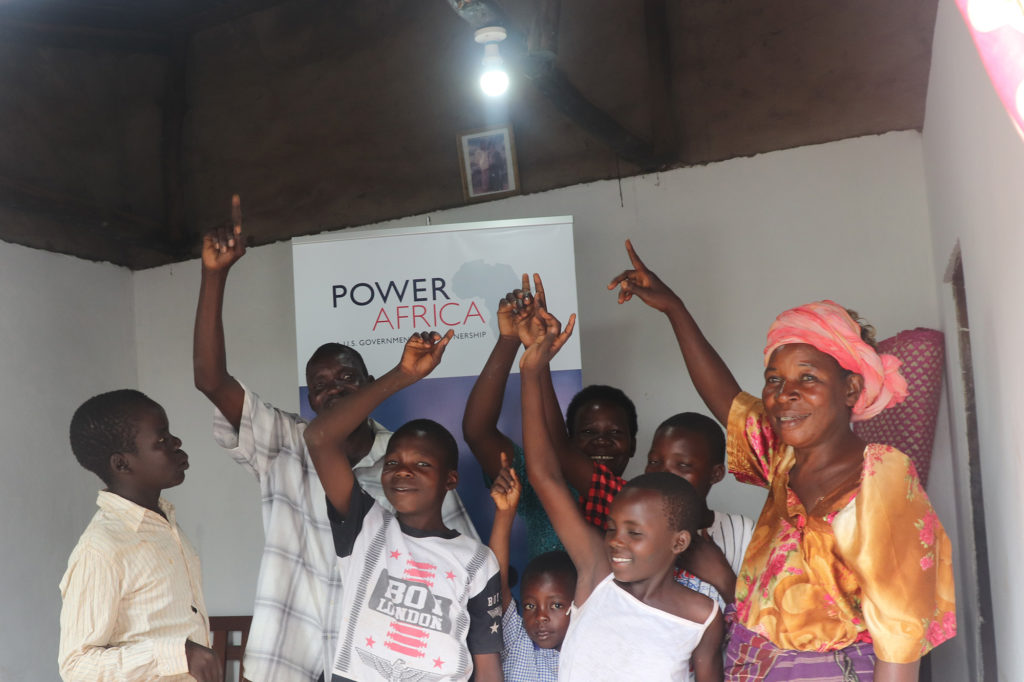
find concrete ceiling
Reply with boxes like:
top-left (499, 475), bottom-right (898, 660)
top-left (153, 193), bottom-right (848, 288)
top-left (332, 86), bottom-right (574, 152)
top-left (0, 0), bottom-right (939, 269)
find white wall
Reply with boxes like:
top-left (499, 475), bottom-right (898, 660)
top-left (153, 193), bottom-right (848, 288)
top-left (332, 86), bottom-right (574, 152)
top-left (923, 1), bottom-right (1024, 680)
top-left (132, 130), bottom-right (944, 621)
top-left (0, 241), bottom-right (136, 682)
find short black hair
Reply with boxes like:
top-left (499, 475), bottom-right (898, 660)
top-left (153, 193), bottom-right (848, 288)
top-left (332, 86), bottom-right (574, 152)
top-left (565, 385), bottom-right (638, 438)
top-left (305, 343), bottom-right (369, 379)
top-left (619, 471), bottom-right (700, 534)
top-left (389, 419), bottom-right (459, 470)
top-left (654, 412), bottom-right (726, 466)
top-left (69, 390), bottom-right (160, 484)
top-left (522, 550), bottom-right (577, 591)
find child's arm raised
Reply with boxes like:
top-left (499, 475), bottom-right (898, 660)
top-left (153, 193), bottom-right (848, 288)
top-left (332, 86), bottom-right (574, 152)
top-left (518, 274), bottom-right (575, 449)
top-left (608, 239), bottom-right (740, 425)
top-left (488, 452), bottom-right (521, 611)
top-left (304, 330), bottom-right (454, 515)
top-left (690, 608), bottom-right (725, 682)
top-left (520, 310), bottom-right (608, 604)
top-left (193, 194), bottom-right (247, 430)
top-left (512, 275), bottom-right (593, 493)
top-left (462, 277), bottom-right (530, 480)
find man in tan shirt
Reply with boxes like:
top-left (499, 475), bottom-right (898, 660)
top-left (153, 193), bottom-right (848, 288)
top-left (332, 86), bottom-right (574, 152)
top-left (59, 390), bottom-right (222, 681)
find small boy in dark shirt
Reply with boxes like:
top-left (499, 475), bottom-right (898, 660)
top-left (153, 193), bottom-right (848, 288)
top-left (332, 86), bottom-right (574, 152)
top-left (487, 452), bottom-right (576, 681)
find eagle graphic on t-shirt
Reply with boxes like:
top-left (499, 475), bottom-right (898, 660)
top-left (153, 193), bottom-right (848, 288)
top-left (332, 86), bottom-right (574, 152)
top-left (356, 649), bottom-right (447, 682)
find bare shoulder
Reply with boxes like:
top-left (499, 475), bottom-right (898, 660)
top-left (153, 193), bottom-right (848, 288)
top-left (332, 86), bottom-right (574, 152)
top-left (665, 582), bottom-right (716, 624)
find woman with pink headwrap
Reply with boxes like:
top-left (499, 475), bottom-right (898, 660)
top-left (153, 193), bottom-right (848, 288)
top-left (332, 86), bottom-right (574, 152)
top-left (609, 241), bottom-right (955, 682)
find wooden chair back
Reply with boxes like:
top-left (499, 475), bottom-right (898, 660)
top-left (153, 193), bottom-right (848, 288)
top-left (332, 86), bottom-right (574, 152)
top-left (209, 615), bottom-right (253, 682)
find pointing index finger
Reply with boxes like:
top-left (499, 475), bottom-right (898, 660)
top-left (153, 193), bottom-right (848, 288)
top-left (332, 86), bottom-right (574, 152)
top-left (625, 239), bottom-right (648, 272)
top-left (532, 273), bottom-right (547, 309)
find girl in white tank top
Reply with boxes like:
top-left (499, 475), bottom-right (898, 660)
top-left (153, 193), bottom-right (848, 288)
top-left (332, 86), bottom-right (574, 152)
top-left (519, 310), bottom-right (725, 682)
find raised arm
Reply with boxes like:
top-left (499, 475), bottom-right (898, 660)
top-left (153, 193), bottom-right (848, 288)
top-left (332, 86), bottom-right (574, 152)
top-left (462, 279), bottom-right (528, 480)
top-left (488, 452), bottom-right (521, 610)
top-left (520, 310), bottom-right (608, 603)
top-left (193, 195), bottom-right (246, 430)
top-left (608, 239), bottom-right (740, 424)
top-left (523, 275), bottom-right (575, 449)
top-left (304, 331), bottom-right (454, 515)
top-left (511, 275), bottom-right (592, 492)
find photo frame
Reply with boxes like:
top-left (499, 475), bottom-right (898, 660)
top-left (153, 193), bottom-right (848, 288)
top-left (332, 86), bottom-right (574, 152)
top-left (457, 125), bottom-right (520, 201)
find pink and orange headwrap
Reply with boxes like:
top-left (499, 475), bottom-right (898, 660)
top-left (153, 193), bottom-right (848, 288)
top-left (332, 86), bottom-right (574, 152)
top-left (764, 300), bottom-right (908, 422)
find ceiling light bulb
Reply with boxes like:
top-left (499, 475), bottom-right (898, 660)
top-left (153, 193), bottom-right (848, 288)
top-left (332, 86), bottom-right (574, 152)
top-left (475, 26), bottom-right (509, 97)
top-left (480, 69), bottom-right (509, 97)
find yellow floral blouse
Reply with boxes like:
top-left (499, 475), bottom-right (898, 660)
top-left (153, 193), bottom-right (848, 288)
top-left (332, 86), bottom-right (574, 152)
top-left (727, 392), bottom-right (956, 663)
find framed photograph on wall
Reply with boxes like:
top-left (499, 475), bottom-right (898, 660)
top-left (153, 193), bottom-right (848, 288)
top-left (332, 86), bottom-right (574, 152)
top-left (457, 125), bottom-right (520, 201)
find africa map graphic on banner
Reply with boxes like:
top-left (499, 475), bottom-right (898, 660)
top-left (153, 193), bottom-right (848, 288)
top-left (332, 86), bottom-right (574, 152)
top-left (292, 216), bottom-right (582, 564)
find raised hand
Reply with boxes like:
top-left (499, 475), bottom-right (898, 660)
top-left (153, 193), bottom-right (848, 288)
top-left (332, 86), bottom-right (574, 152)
top-left (185, 640), bottom-right (224, 682)
top-left (201, 194), bottom-right (246, 272)
top-left (496, 273), bottom-right (545, 347)
top-left (519, 307), bottom-right (576, 371)
top-left (514, 273), bottom-right (551, 348)
top-left (398, 330), bottom-right (455, 380)
top-left (489, 451), bottom-right (521, 512)
top-left (496, 273), bottom-right (533, 338)
top-left (607, 239), bottom-right (682, 312)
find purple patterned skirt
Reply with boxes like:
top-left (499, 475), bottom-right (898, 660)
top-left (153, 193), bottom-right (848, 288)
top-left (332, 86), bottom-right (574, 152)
top-left (725, 621), bottom-right (876, 681)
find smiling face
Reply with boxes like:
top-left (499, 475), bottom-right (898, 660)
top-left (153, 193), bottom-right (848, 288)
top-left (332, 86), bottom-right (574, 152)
top-left (120, 404), bottom-right (189, 491)
top-left (520, 573), bottom-right (574, 649)
top-left (571, 400), bottom-right (636, 476)
top-left (762, 343), bottom-right (863, 450)
top-left (644, 426), bottom-right (724, 499)
top-left (605, 487), bottom-right (689, 584)
top-left (305, 350), bottom-right (371, 414)
top-left (380, 431), bottom-right (458, 521)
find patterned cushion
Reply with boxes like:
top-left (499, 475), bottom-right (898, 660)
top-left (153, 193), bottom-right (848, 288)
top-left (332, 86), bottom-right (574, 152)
top-left (852, 328), bottom-right (944, 486)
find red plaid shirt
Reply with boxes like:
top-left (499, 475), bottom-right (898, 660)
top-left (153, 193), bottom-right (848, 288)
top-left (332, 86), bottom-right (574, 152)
top-left (580, 462), bottom-right (625, 529)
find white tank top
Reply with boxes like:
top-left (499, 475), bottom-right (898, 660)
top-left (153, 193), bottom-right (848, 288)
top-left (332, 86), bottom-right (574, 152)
top-left (557, 573), bottom-right (717, 682)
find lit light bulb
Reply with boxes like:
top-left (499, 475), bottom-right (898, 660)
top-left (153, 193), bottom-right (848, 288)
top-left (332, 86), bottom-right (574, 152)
top-left (475, 27), bottom-right (509, 97)
top-left (480, 69), bottom-right (509, 96)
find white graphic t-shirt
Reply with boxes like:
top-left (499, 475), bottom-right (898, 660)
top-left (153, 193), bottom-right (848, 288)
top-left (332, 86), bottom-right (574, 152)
top-left (329, 483), bottom-right (502, 682)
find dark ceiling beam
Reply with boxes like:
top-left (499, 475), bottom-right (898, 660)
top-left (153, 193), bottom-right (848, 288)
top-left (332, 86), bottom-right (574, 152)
top-left (517, 58), bottom-right (661, 169)
top-left (527, 0), bottom-right (560, 60)
top-left (447, 0), bottom-right (664, 169)
top-left (0, 175), bottom-right (182, 259)
top-left (644, 0), bottom-right (678, 163)
top-left (173, 0), bottom-right (296, 33)
top-left (0, 16), bottom-right (170, 55)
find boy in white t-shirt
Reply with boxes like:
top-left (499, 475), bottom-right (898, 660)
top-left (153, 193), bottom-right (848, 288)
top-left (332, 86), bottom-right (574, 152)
top-left (303, 331), bottom-right (503, 682)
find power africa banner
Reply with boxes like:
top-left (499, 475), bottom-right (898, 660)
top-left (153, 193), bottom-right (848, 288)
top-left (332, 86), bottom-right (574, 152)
top-left (292, 216), bottom-right (582, 549)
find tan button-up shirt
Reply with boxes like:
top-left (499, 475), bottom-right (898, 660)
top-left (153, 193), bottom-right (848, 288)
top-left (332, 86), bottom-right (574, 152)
top-left (59, 491), bottom-right (209, 681)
